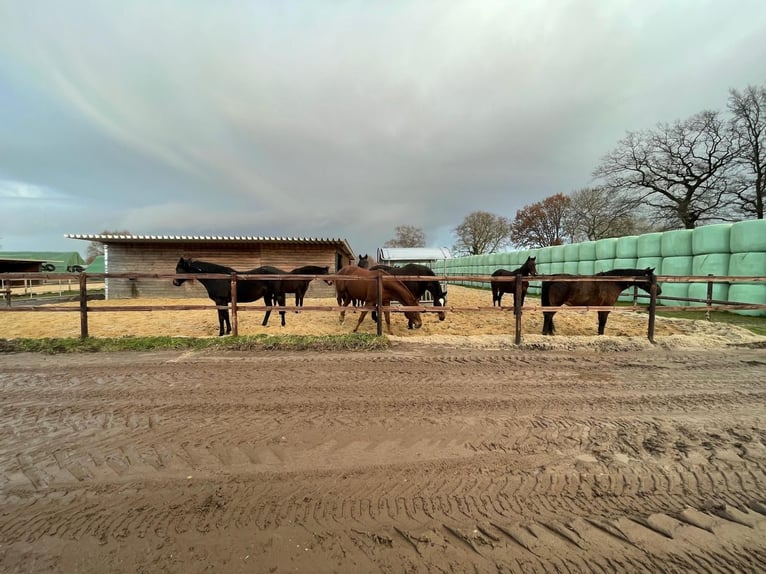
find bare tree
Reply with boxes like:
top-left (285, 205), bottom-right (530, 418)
top-left (452, 211), bottom-right (512, 256)
top-left (594, 110), bottom-right (740, 229)
top-left (563, 187), bottom-right (658, 241)
top-left (86, 229), bottom-right (132, 263)
top-left (383, 225), bottom-right (426, 248)
top-left (511, 193), bottom-right (571, 248)
top-left (729, 83), bottom-right (766, 219)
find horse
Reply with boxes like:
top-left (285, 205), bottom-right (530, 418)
top-left (357, 254), bottom-right (370, 268)
top-left (369, 263), bottom-right (447, 328)
top-left (283, 265), bottom-right (332, 308)
top-left (172, 257), bottom-right (286, 335)
top-left (541, 267), bottom-right (661, 336)
top-left (334, 265), bottom-right (422, 334)
top-left (490, 256), bottom-right (537, 313)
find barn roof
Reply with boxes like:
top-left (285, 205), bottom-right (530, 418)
top-left (65, 234), bottom-right (355, 257)
top-left (376, 247), bottom-right (453, 263)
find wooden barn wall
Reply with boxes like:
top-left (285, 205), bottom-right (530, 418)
top-left (104, 242), bottom-right (342, 299)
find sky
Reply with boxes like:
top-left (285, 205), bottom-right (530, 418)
top-left (1, 1), bottom-right (765, 259)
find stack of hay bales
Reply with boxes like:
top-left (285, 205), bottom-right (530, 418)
top-left (728, 220), bottom-right (766, 316)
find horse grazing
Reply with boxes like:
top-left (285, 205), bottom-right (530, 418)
top-left (334, 265), bottom-right (422, 334)
top-left (283, 265), bottom-right (331, 308)
top-left (541, 267), bottom-right (661, 336)
top-left (172, 257), bottom-right (286, 335)
top-left (369, 263), bottom-right (447, 328)
top-left (491, 256), bottom-right (537, 312)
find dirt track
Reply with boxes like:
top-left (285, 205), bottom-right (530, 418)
top-left (2, 342), bottom-right (766, 573)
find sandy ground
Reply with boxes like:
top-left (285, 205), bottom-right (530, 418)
top-left (2, 286), bottom-right (766, 572)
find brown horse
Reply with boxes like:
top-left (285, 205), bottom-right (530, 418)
top-left (491, 256), bottom-right (537, 313)
top-left (334, 265), bottom-right (422, 334)
top-left (542, 267), bottom-right (661, 336)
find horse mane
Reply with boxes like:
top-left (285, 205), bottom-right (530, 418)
top-left (184, 258), bottom-right (234, 274)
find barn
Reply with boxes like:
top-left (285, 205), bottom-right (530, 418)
top-left (64, 234), bottom-right (355, 299)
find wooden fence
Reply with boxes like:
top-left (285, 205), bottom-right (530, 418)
top-left (1, 272), bottom-right (765, 344)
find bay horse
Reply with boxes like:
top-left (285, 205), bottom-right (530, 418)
top-left (541, 267), bottom-right (661, 336)
top-left (172, 257), bottom-right (286, 335)
top-left (370, 263), bottom-right (447, 328)
top-left (283, 265), bottom-right (331, 308)
top-left (334, 265), bottom-right (422, 334)
top-left (491, 256), bottom-right (537, 313)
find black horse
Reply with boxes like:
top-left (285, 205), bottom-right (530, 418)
top-left (541, 267), bottom-right (661, 336)
top-left (283, 265), bottom-right (332, 308)
top-left (172, 257), bottom-right (286, 335)
top-left (491, 256), bottom-right (537, 313)
top-left (369, 263), bottom-right (448, 328)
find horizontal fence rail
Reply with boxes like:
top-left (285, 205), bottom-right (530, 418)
top-left (1, 271), bottom-right (764, 343)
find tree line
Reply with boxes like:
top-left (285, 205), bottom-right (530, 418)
top-left (385, 81), bottom-right (765, 255)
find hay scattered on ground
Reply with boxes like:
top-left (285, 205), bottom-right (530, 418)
top-left (2, 286), bottom-right (763, 350)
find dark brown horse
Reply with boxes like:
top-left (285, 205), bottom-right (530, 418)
top-left (357, 254), bottom-right (370, 268)
top-left (334, 265), bottom-right (422, 334)
top-left (491, 256), bottom-right (537, 312)
top-left (370, 263), bottom-right (447, 327)
top-left (173, 257), bottom-right (286, 335)
top-left (282, 265), bottom-right (331, 308)
top-left (541, 267), bottom-right (661, 336)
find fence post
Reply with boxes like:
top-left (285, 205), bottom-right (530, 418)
top-left (230, 273), bottom-right (239, 337)
top-left (79, 273), bottom-right (89, 339)
top-left (376, 273), bottom-right (383, 336)
top-left (705, 274), bottom-right (714, 321)
top-left (647, 275), bottom-right (657, 344)
top-left (514, 273), bottom-right (523, 345)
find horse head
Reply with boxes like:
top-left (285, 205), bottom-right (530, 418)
top-left (173, 257), bottom-right (192, 286)
top-left (524, 256), bottom-right (538, 275)
top-left (644, 267), bottom-right (662, 296)
top-left (357, 254), bottom-right (369, 268)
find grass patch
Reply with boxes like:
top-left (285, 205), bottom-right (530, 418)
top-left (0, 334), bottom-right (389, 354)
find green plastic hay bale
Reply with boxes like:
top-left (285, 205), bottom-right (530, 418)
top-left (728, 284), bottom-right (766, 316)
top-left (564, 243), bottom-right (579, 261)
top-left (550, 262), bottom-right (565, 274)
top-left (550, 245), bottom-right (566, 263)
top-left (661, 229), bottom-right (693, 257)
top-left (730, 219), bottom-right (766, 253)
top-left (691, 253), bottom-right (730, 276)
top-left (536, 246), bottom-right (552, 264)
top-left (595, 238), bottom-right (618, 259)
top-left (563, 261), bottom-right (579, 274)
top-left (692, 223), bottom-right (732, 255)
top-left (729, 252), bottom-right (766, 276)
top-left (636, 257), bottom-right (662, 273)
top-left (688, 282), bottom-right (730, 307)
top-left (594, 259), bottom-right (615, 274)
top-left (577, 260), bottom-right (595, 275)
top-left (659, 256), bottom-right (693, 307)
top-left (637, 232), bottom-right (663, 257)
top-left (615, 235), bottom-right (639, 258)
top-left (579, 241), bottom-right (597, 260)
top-left (612, 257), bottom-right (638, 270)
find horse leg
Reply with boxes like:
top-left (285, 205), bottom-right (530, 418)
top-left (278, 293), bottom-right (286, 327)
top-left (597, 311), bottom-right (609, 335)
top-left (353, 310), bottom-right (368, 332)
top-left (217, 308), bottom-right (227, 336)
top-left (384, 311), bottom-right (392, 335)
top-left (262, 294), bottom-right (272, 326)
top-left (542, 311), bottom-right (555, 335)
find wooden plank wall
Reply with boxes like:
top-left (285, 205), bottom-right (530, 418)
top-left (104, 243), bottom-right (342, 299)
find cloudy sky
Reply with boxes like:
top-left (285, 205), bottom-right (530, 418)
top-left (1, 1), bottom-right (764, 258)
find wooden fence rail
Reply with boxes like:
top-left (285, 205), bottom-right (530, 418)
top-left (1, 272), bottom-right (765, 343)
